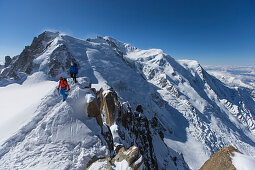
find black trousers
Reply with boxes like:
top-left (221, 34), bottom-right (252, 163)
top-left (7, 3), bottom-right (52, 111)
top-left (70, 73), bottom-right (77, 83)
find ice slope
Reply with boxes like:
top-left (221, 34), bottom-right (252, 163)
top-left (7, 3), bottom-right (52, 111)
top-left (0, 31), bottom-right (255, 169)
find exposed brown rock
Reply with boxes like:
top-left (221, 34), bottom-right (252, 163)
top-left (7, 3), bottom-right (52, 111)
top-left (87, 145), bottom-right (142, 170)
top-left (87, 96), bottom-right (103, 127)
top-left (111, 146), bottom-right (139, 166)
top-left (101, 124), bottom-right (114, 152)
top-left (103, 91), bottom-right (116, 126)
top-left (200, 145), bottom-right (241, 170)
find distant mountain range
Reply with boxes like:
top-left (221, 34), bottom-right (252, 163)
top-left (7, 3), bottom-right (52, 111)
top-left (0, 31), bottom-right (255, 169)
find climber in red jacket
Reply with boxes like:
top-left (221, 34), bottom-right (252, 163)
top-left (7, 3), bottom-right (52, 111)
top-left (57, 77), bottom-right (70, 101)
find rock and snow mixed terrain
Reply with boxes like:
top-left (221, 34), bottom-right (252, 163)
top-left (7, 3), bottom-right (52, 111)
top-left (0, 31), bottom-right (255, 169)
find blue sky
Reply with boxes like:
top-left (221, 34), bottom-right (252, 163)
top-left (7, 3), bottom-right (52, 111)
top-left (0, 0), bottom-right (254, 66)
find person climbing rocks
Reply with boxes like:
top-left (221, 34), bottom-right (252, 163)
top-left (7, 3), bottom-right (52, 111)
top-left (57, 77), bottom-right (70, 101)
top-left (69, 62), bottom-right (78, 83)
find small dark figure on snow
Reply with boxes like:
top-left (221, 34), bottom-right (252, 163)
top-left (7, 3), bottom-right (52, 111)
top-left (57, 77), bottom-right (70, 101)
top-left (69, 62), bottom-right (78, 83)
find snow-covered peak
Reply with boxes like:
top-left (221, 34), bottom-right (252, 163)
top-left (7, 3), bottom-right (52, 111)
top-left (43, 30), bottom-right (60, 39)
top-left (1, 31), bottom-right (255, 169)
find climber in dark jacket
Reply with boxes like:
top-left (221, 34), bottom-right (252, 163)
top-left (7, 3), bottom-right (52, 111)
top-left (69, 62), bottom-right (78, 83)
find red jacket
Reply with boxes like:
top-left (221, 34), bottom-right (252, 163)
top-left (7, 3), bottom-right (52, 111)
top-left (58, 79), bottom-right (70, 90)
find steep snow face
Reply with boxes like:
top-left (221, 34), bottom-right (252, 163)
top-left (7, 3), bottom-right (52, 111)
top-left (0, 31), bottom-right (255, 169)
top-left (121, 49), bottom-right (255, 169)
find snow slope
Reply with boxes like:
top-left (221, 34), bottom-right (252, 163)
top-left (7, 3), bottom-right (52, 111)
top-left (0, 77), bottom-right (107, 169)
top-left (0, 72), bottom-right (56, 144)
top-left (232, 152), bottom-right (255, 170)
top-left (0, 31), bottom-right (255, 169)
top-left (204, 65), bottom-right (255, 89)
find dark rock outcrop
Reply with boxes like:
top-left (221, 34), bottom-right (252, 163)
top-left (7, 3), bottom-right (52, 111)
top-left (101, 124), bottom-right (114, 153)
top-left (47, 44), bottom-right (74, 77)
top-left (87, 95), bottom-right (103, 127)
top-left (0, 31), bottom-right (79, 80)
top-left (200, 145), bottom-right (241, 170)
top-left (0, 32), bottom-right (57, 80)
top-left (103, 91), bottom-right (116, 126)
top-left (4, 56), bottom-right (12, 67)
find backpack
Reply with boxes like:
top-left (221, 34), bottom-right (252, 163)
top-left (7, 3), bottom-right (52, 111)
top-left (62, 78), bottom-right (68, 84)
top-left (60, 78), bottom-right (68, 88)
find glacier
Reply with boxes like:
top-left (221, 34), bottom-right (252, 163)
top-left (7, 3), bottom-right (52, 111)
top-left (0, 31), bottom-right (255, 169)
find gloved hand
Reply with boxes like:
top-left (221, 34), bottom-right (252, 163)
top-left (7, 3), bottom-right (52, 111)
top-left (66, 89), bottom-right (70, 92)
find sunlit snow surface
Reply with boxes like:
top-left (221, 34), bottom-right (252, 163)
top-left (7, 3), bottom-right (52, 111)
top-left (232, 152), bottom-right (255, 170)
top-left (0, 74), bottom-right (106, 169)
top-left (204, 65), bottom-right (255, 89)
top-left (0, 72), bottom-right (57, 144)
top-left (0, 32), bottom-right (255, 169)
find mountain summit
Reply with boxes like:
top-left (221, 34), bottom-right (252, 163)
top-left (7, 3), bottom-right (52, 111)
top-left (0, 31), bottom-right (255, 169)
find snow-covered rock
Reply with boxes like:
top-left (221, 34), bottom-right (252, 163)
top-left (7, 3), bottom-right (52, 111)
top-left (0, 31), bottom-right (255, 169)
top-left (87, 145), bottom-right (143, 170)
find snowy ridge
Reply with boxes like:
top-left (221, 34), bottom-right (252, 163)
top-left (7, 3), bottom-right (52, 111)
top-left (0, 78), bottom-right (107, 169)
top-left (0, 31), bottom-right (255, 169)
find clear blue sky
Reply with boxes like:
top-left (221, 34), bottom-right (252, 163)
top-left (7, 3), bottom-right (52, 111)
top-left (0, 0), bottom-right (254, 66)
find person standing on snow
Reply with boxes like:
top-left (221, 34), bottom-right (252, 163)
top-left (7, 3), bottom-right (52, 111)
top-left (69, 62), bottom-right (78, 83)
top-left (57, 77), bottom-right (70, 101)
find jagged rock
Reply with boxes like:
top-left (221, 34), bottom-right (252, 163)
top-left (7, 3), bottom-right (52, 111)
top-left (117, 103), bottom-right (158, 169)
top-left (0, 32), bottom-right (57, 79)
top-left (87, 94), bottom-right (103, 127)
top-left (87, 146), bottom-right (143, 170)
top-left (48, 44), bottom-right (74, 77)
top-left (111, 146), bottom-right (139, 166)
top-left (102, 90), bottom-right (116, 126)
top-left (150, 114), bottom-right (165, 140)
top-left (116, 103), bottom-right (186, 169)
top-left (4, 56), bottom-right (11, 67)
top-left (200, 145), bottom-right (241, 170)
top-left (101, 124), bottom-right (114, 152)
top-left (119, 102), bottom-right (132, 129)
top-left (0, 31), bottom-right (80, 80)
